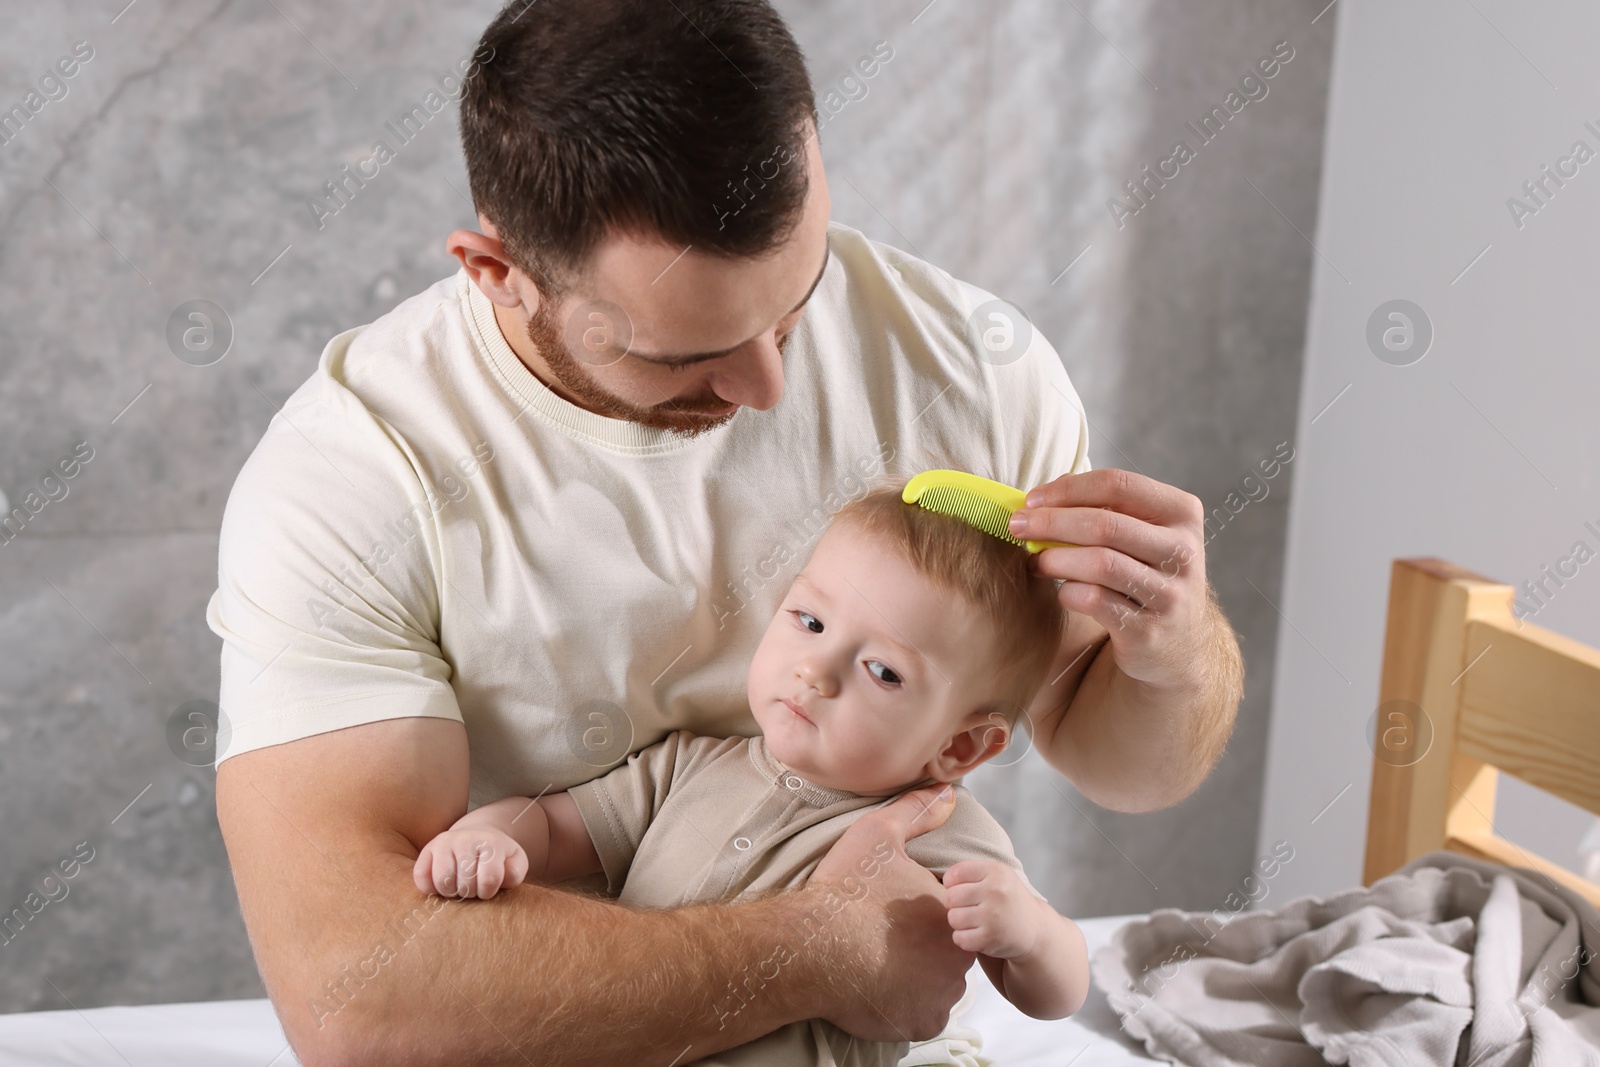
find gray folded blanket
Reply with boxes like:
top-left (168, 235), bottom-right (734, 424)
top-left (1091, 851), bottom-right (1600, 1067)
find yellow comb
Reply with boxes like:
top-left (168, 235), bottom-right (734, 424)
top-left (901, 470), bottom-right (1073, 554)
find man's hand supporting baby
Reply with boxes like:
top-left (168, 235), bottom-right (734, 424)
top-left (942, 860), bottom-right (1089, 1020)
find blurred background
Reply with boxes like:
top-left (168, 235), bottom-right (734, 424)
top-left (0, 0), bottom-right (1593, 1014)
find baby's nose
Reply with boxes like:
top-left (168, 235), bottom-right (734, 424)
top-left (797, 662), bottom-right (838, 697)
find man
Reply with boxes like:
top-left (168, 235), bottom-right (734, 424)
top-left (210, 2), bottom-right (1243, 1065)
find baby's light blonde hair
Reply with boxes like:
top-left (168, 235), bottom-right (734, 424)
top-left (827, 483), bottom-right (1067, 733)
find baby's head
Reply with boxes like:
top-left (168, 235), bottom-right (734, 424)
top-left (747, 484), bottom-right (1066, 796)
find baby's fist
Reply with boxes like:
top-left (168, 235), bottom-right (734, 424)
top-left (942, 859), bottom-right (1042, 959)
top-left (413, 828), bottom-right (528, 900)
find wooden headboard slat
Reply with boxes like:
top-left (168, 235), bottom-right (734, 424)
top-left (1362, 558), bottom-right (1600, 901)
top-left (1363, 560), bottom-right (1496, 884)
top-left (1459, 615), bottom-right (1600, 816)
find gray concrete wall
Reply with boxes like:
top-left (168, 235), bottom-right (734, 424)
top-left (0, 0), bottom-right (1331, 1010)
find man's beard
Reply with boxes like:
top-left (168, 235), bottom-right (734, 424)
top-left (524, 300), bottom-right (742, 439)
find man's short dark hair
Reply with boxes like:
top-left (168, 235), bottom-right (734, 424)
top-left (460, 0), bottom-right (817, 300)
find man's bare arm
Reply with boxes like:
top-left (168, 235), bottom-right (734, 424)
top-left (1012, 467), bottom-right (1245, 812)
top-left (1031, 585), bottom-right (1242, 812)
top-left (216, 715), bottom-right (969, 1067)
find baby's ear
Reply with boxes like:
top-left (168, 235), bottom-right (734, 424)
top-left (974, 705), bottom-right (1020, 763)
top-left (931, 708), bottom-right (1013, 778)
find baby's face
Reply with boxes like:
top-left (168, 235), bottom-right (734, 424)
top-left (747, 520), bottom-right (1009, 795)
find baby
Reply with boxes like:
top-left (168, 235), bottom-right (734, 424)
top-left (414, 483), bottom-right (1091, 1065)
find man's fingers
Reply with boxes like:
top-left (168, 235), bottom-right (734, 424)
top-left (900, 783), bottom-right (956, 840)
top-left (1011, 506), bottom-right (1177, 573)
top-left (1025, 468), bottom-right (1202, 528)
top-left (833, 783), bottom-right (953, 875)
top-left (1032, 546), bottom-right (1169, 613)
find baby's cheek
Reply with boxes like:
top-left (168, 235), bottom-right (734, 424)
top-left (745, 635), bottom-right (783, 701)
top-left (825, 722), bottom-right (867, 775)
top-left (836, 721), bottom-right (900, 788)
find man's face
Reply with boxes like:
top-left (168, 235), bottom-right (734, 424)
top-left (745, 521), bottom-right (1006, 795)
top-left (517, 126), bottom-right (833, 438)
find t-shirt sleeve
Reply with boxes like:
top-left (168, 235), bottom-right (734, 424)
top-left (903, 785), bottom-right (1050, 903)
top-left (205, 371), bottom-right (462, 765)
top-left (950, 275), bottom-right (1094, 492)
top-left (565, 730), bottom-right (744, 897)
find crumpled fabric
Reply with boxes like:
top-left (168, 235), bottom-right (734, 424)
top-left (1090, 851), bottom-right (1600, 1066)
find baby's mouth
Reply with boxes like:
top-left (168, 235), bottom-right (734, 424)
top-left (780, 698), bottom-right (814, 725)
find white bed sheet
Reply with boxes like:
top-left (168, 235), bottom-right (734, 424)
top-left (0, 915), bottom-right (1157, 1067)
top-left (958, 913), bottom-right (1159, 1066)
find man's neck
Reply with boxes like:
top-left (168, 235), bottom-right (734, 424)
top-left (491, 300), bottom-right (586, 409)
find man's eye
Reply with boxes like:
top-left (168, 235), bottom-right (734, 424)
top-left (867, 661), bottom-right (902, 686)
top-left (792, 610), bottom-right (823, 633)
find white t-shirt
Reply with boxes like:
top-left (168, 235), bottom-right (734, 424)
top-left (206, 219), bottom-right (1092, 809)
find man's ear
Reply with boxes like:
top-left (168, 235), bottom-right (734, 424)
top-left (926, 707), bottom-right (1013, 781)
top-left (444, 221), bottom-right (527, 310)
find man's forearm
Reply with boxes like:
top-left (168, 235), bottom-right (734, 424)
top-left (1041, 589), bottom-right (1243, 812)
top-left (326, 851), bottom-right (838, 1067)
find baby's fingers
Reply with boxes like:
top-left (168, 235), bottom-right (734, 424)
top-left (412, 842), bottom-right (454, 896)
top-left (411, 842), bottom-right (462, 898)
top-left (502, 846), bottom-right (530, 891)
top-left (454, 841), bottom-right (495, 899)
top-left (469, 843), bottom-right (519, 898)
top-left (948, 905), bottom-right (995, 954)
top-left (412, 848), bottom-right (433, 895)
top-left (456, 839), bottom-right (528, 899)
top-left (944, 859), bottom-right (1008, 887)
top-left (951, 927), bottom-right (991, 953)
top-left (473, 851), bottom-right (530, 898)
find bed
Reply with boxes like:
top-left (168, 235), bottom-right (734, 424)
top-left (1, 557), bottom-right (1593, 1066)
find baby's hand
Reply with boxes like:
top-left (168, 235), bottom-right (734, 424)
top-left (942, 859), bottom-right (1044, 959)
top-left (413, 827), bottom-right (529, 899)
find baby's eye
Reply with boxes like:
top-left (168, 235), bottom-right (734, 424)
top-left (867, 661), bottom-right (902, 686)
top-left (792, 610), bottom-right (823, 633)
top-left (666, 362), bottom-right (689, 374)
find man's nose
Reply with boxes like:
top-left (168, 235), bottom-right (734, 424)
top-left (706, 338), bottom-right (785, 411)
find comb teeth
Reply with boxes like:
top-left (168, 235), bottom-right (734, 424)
top-left (914, 486), bottom-right (1024, 547)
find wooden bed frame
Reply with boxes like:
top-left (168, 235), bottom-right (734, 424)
top-left (1364, 557), bottom-right (1600, 907)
